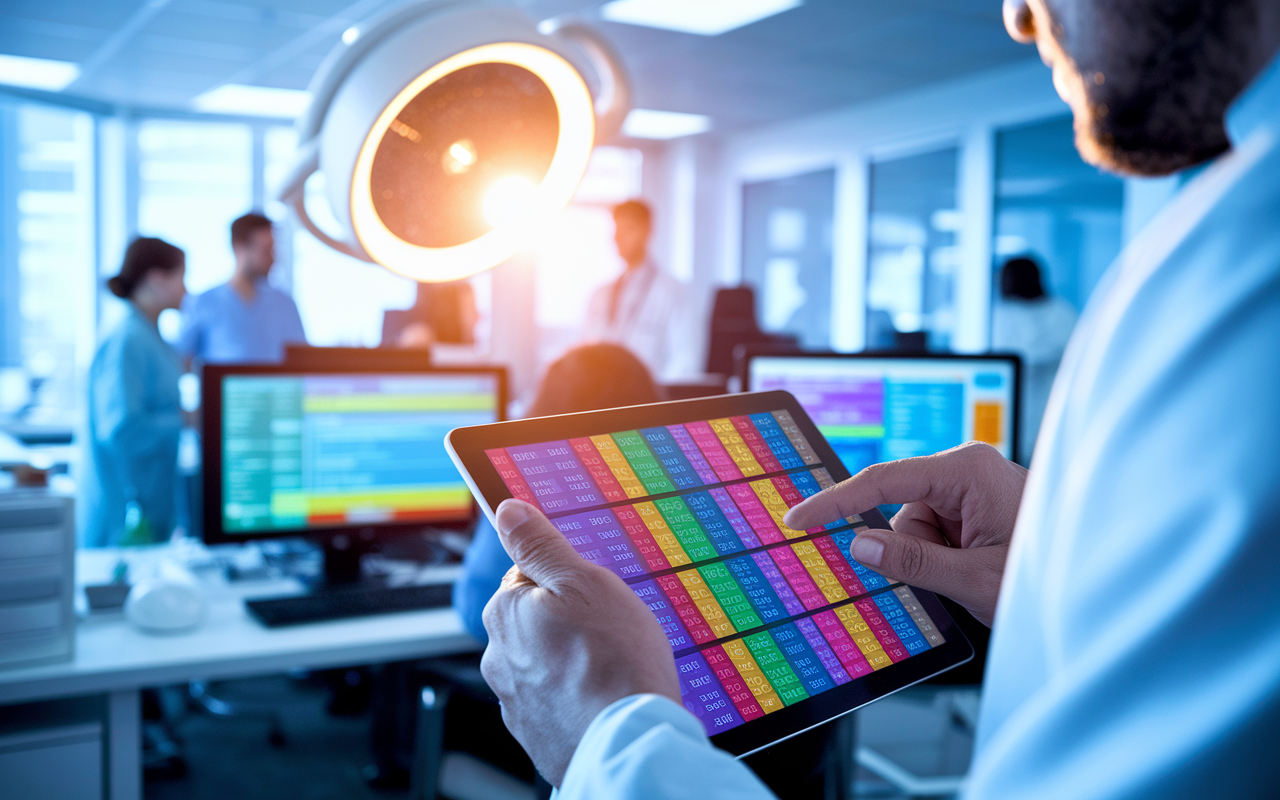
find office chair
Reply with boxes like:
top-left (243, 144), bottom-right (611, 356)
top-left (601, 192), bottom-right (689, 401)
top-left (704, 286), bottom-right (800, 377)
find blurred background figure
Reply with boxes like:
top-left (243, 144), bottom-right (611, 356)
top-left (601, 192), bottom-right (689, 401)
top-left (85, 237), bottom-right (187, 547)
top-left (179, 212), bottom-right (307, 366)
top-left (582, 200), bottom-right (698, 381)
top-left (990, 255), bottom-right (1078, 464)
top-left (381, 280), bottom-right (479, 350)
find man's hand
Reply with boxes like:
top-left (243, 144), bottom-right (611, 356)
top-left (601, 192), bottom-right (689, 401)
top-left (480, 499), bottom-right (681, 786)
top-left (783, 442), bottom-right (1026, 626)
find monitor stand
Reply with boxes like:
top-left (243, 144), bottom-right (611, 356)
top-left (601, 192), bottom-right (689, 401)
top-left (317, 530), bottom-right (384, 589)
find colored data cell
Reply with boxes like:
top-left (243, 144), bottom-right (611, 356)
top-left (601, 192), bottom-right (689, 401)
top-left (795, 617), bottom-right (852, 685)
top-left (698, 562), bottom-right (763, 631)
top-left (750, 479), bottom-right (807, 539)
top-left (709, 487), bottom-right (762, 548)
top-left (709, 418), bottom-right (766, 476)
top-left (682, 492), bottom-right (746, 556)
top-left (790, 540), bottom-right (849, 605)
top-left (769, 622), bottom-right (838, 696)
top-left (569, 437), bottom-right (629, 503)
top-left (809, 468), bottom-right (863, 527)
top-left (485, 448), bottom-right (537, 505)
top-left (590, 435), bottom-right (648, 498)
top-left (640, 427), bottom-right (705, 490)
top-left (873, 592), bottom-right (929, 655)
top-left (655, 497), bottom-right (719, 562)
top-left (656, 574), bottom-right (717, 645)
top-left (749, 551), bottom-right (808, 616)
top-left (855, 598), bottom-right (909, 663)
top-left (770, 475), bottom-right (825, 534)
top-left (730, 416), bottom-right (783, 472)
top-left (684, 421), bottom-right (744, 482)
top-left (613, 431), bottom-right (679, 495)
top-left (667, 424), bottom-right (721, 484)
top-left (722, 637), bottom-right (785, 714)
top-left (835, 604), bottom-right (894, 670)
top-left (678, 569), bottom-right (737, 639)
top-left (724, 555), bottom-right (789, 624)
top-left (813, 609), bottom-right (875, 678)
top-left (505, 441), bottom-right (605, 513)
top-left (765, 546), bottom-right (829, 611)
top-left (813, 537), bottom-right (868, 597)
top-left (633, 501), bottom-right (692, 568)
top-left (743, 631), bottom-right (808, 706)
top-left (632, 579), bottom-right (694, 650)
top-left (893, 586), bottom-right (946, 647)
top-left (677, 652), bottom-right (745, 734)
top-left (749, 412), bottom-right (808, 469)
top-left (829, 530), bottom-right (892, 590)
top-left (727, 483), bottom-right (786, 545)
top-left (613, 504), bottom-right (672, 572)
top-left (703, 644), bottom-right (766, 721)
top-left (771, 410), bottom-right (823, 465)
top-left (553, 510), bottom-right (646, 579)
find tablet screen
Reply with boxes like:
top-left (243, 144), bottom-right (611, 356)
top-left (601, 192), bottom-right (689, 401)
top-left (480, 409), bottom-right (949, 738)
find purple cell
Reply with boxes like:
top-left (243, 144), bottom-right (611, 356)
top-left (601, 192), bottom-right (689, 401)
top-left (553, 510), bottom-right (646, 580)
top-left (676, 652), bottom-right (744, 735)
top-left (506, 441), bottom-right (606, 513)
top-left (631, 580), bottom-right (694, 650)
top-left (796, 617), bottom-right (851, 685)
top-left (668, 424), bottom-right (720, 484)
top-left (709, 488), bottom-right (762, 549)
top-left (750, 551), bottom-right (807, 616)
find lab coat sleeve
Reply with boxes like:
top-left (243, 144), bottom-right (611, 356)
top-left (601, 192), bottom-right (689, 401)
top-left (92, 333), bottom-right (183, 490)
top-left (660, 283), bottom-right (705, 382)
top-left (557, 695), bottom-right (775, 800)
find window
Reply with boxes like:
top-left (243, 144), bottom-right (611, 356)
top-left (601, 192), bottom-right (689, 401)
top-left (866, 148), bottom-right (960, 351)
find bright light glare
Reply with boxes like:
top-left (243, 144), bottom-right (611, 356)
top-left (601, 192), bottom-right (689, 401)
top-left (342, 26), bottom-right (360, 45)
top-left (0, 54), bottom-right (80, 91)
top-left (483, 176), bottom-right (538, 228)
top-left (193, 84), bottom-right (311, 118)
top-left (622, 108), bottom-right (711, 140)
top-left (601, 0), bottom-right (803, 35)
top-left (444, 140), bottom-right (477, 174)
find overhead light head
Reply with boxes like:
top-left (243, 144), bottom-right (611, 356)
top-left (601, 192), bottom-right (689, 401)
top-left (278, 2), bottom-right (631, 283)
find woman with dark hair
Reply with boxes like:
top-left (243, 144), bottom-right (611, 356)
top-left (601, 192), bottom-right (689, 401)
top-left (85, 237), bottom-right (187, 546)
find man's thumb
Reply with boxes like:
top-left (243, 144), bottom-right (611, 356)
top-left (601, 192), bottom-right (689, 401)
top-left (849, 530), bottom-right (1000, 615)
top-left (495, 499), bottom-right (584, 590)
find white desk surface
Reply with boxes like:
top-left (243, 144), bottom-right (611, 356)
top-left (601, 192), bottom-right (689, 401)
top-left (0, 546), bottom-right (481, 706)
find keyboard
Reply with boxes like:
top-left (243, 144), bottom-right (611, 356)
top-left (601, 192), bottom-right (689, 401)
top-left (245, 582), bottom-right (454, 627)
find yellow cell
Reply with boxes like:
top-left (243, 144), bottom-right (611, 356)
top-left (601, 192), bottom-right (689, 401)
top-left (633, 502), bottom-right (691, 567)
top-left (810, 469), bottom-right (862, 526)
top-left (835, 604), bottom-right (892, 670)
top-left (591, 435), bottom-right (647, 498)
top-left (722, 638), bottom-right (784, 714)
top-left (709, 418), bottom-right (765, 476)
top-left (750, 480), bottom-right (807, 538)
top-left (790, 541), bottom-right (849, 605)
top-left (678, 570), bottom-right (737, 639)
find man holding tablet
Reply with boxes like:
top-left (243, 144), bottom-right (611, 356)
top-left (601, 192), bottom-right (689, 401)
top-left (479, 0), bottom-right (1280, 797)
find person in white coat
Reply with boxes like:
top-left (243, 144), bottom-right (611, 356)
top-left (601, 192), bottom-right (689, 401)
top-left (990, 256), bottom-right (1078, 464)
top-left (581, 200), bottom-right (699, 381)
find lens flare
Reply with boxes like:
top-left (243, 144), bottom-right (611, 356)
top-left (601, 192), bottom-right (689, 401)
top-left (483, 176), bottom-right (538, 227)
top-left (443, 139), bottom-right (476, 174)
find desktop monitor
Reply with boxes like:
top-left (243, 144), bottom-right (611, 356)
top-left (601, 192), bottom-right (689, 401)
top-left (743, 352), bottom-right (1020, 474)
top-left (201, 363), bottom-right (506, 580)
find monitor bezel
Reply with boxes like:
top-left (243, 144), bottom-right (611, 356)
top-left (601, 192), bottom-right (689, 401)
top-left (740, 349), bottom-right (1023, 465)
top-left (446, 390), bottom-right (974, 757)
top-left (201, 361), bottom-right (507, 546)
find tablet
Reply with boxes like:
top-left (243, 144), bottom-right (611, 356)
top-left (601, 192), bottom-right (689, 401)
top-left (446, 391), bottom-right (972, 757)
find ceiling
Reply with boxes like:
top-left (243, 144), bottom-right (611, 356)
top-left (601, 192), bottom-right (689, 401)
top-left (0, 0), bottom-right (1037, 134)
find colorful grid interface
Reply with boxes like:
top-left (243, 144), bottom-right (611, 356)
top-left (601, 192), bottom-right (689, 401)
top-left (485, 411), bottom-right (946, 736)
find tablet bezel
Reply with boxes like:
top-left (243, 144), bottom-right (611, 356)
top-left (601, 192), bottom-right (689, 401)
top-left (446, 390), bottom-right (973, 757)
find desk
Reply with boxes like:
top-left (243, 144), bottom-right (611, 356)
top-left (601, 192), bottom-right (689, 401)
top-left (0, 547), bottom-right (481, 800)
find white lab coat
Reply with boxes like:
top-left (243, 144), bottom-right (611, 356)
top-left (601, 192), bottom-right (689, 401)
top-left (581, 262), bottom-right (701, 382)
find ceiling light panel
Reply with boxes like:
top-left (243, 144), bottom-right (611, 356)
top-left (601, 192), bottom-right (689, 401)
top-left (0, 54), bottom-right (80, 91)
top-left (621, 108), bottom-right (711, 139)
top-left (600, 0), bottom-right (803, 36)
top-left (193, 84), bottom-right (312, 118)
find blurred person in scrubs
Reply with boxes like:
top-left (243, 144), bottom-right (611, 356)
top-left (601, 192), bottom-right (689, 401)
top-left (475, 1), bottom-right (1280, 798)
top-left (85, 238), bottom-right (187, 547)
top-left (990, 255), bottom-right (1077, 463)
top-left (179, 212), bottom-right (306, 365)
top-left (581, 201), bottom-right (700, 381)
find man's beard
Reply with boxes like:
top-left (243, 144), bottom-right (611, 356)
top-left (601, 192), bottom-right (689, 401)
top-left (1061, 1), bottom-right (1259, 177)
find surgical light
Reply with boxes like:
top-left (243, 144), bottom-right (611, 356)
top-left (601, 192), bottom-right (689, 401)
top-left (277, 1), bottom-right (632, 283)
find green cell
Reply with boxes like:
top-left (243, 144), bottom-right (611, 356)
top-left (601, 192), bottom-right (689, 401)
top-left (697, 563), bottom-right (763, 631)
top-left (613, 431), bottom-right (678, 494)
top-left (654, 497), bottom-right (717, 562)
top-left (744, 632), bottom-right (809, 706)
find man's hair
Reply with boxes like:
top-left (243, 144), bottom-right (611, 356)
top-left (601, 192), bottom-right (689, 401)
top-left (612, 199), bottom-right (652, 228)
top-left (1000, 256), bottom-right (1048, 301)
top-left (231, 212), bottom-right (273, 247)
top-left (526, 343), bottom-right (664, 418)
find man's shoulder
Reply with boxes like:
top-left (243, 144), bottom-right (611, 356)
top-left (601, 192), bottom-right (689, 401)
top-left (259, 283), bottom-right (301, 308)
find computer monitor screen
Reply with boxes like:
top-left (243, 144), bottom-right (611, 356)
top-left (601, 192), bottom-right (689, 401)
top-left (204, 367), bottom-right (504, 540)
top-left (746, 354), bottom-right (1018, 474)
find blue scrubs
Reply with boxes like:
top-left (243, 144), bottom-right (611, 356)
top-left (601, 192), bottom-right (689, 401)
top-left (453, 517), bottom-right (512, 643)
top-left (85, 306), bottom-right (184, 547)
top-left (178, 280), bottom-right (306, 364)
